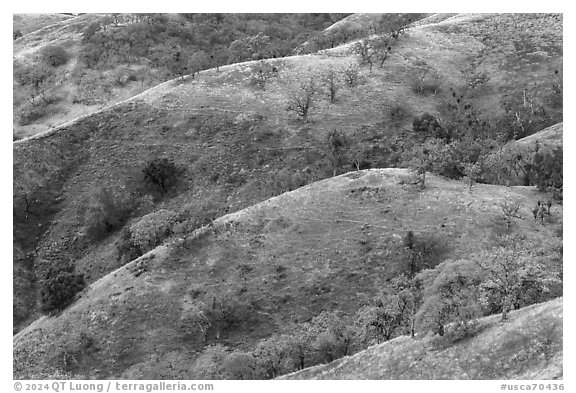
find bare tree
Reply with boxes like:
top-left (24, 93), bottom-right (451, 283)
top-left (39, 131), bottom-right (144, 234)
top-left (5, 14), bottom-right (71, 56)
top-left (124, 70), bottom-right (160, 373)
top-left (321, 67), bottom-right (340, 103)
top-left (342, 63), bottom-right (360, 87)
top-left (286, 76), bottom-right (318, 122)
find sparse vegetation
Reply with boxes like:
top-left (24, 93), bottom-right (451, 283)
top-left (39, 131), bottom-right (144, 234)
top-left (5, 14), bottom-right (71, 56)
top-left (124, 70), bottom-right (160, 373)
top-left (13, 13), bottom-right (562, 381)
top-left (410, 68), bottom-right (442, 96)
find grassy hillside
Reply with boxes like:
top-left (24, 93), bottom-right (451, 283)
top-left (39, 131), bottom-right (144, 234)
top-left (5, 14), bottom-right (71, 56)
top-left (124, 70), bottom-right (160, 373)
top-left (12, 13), bottom-right (344, 139)
top-left (13, 13), bottom-right (74, 36)
top-left (13, 168), bottom-right (563, 379)
top-left (13, 11), bottom-right (562, 330)
top-left (483, 123), bottom-right (563, 187)
top-left (282, 297), bottom-right (562, 379)
top-left (13, 13), bottom-right (563, 379)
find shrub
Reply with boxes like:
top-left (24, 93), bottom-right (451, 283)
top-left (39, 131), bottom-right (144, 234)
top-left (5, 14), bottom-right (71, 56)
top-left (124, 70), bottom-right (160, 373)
top-left (129, 209), bottom-right (179, 253)
top-left (113, 66), bottom-right (138, 86)
top-left (531, 147), bottom-right (562, 193)
top-left (13, 29), bottom-right (23, 40)
top-left (326, 129), bottom-right (351, 176)
top-left (412, 113), bottom-right (445, 139)
top-left (223, 352), bottom-right (257, 380)
top-left (72, 70), bottom-right (112, 104)
top-left (192, 344), bottom-right (229, 379)
top-left (40, 264), bottom-right (85, 313)
top-left (41, 45), bottom-right (70, 67)
top-left (410, 69), bottom-right (442, 96)
top-left (174, 200), bottom-right (224, 236)
top-left (143, 158), bottom-right (183, 196)
top-left (415, 259), bottom-right (482, 337)
top-left (387, 101), bottom-right (411, 126)
top-left (18, 101), bottom-right (50, 125)
top-left (117, 227), bottom-right (143, 265)
top-left (84, 187), bottom-right (134, 240)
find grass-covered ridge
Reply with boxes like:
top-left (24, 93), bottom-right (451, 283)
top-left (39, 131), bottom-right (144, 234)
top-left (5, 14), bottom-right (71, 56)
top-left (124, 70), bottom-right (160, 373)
top-left (282, 297), bottom-right (562, 380)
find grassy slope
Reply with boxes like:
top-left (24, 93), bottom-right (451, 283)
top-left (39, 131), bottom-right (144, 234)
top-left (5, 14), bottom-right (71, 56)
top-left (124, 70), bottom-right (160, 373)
top-left (282, 297), bottom-right (562, 380)
top-left (13, 168), bottom-right (563, 379)
top-left (13, 13), bottom-right (563, 376)
top-left (12, 14), bottom-right (163, 139)
top-left (515, 122), bottom-right (563, 148)
top-left (482, 123), bottom-right (563, 186)
top-left (13, 13), bottom-right (74, 36)
top-left (12, 12), bottom-right (562, 331)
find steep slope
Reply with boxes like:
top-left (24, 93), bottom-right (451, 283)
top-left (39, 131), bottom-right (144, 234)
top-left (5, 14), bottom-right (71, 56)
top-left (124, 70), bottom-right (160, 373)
top-left (515, 122), bottom-right (562, 148)
top-left (13, 13), bottom-right (161, 139)
top-left (13, 168), bottom-right (563, 379)
top-left (282, 297), bottom-right (562, 380)
top-left (12, 13), bottom-right (344, 139)
top-left (13, 13), bottom-right (74, 36)
top-left (12, 13), bottom-right (563, 332)
top-left (483, 123), bottom-right (563, 187)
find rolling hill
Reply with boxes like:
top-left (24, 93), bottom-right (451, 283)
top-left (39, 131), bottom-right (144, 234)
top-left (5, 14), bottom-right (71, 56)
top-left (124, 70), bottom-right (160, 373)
top-left (13, 168), bottom-right (563, 379)
top-left (13, 13), bottom-right (563, 379)
top-left (282, 297), bottom-right (563, 380)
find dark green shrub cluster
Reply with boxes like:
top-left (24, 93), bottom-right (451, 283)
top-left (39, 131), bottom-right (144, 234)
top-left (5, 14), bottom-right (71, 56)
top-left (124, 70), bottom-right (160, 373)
top-left (40, 45), bottom-right (70, 67)
top-left (17, 93), bottom-right (63, 125)
top-left (40, 264), bottom-right (85, 313)
top-left (412, 113), bottom-right (450, 141)
top-left (531, 147), bottom-right (562, 194)
top-left (117, 227), bottom-right (143, 265)
top-left (387, 101), bottom-right (411, 126)
top-left (84, 187), bottom-right (134, 240)
top-left (143, 158), bottom-right (184, 196)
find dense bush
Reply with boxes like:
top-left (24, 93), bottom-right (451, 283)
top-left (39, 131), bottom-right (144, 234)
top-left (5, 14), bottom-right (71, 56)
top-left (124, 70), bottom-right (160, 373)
top-left (84, 187), bottom-right (134, 240)
top-left (40, 264), bottom-right (85, 313)
top-left (40, 45), bottom-right (70, 67)
top-left (117, 227), bottom-right (143, 265)
top-left (531, 147), bottom-right (562, 193)
top-left (129, 209), bottom-right (179, 253)
top-left (18, 101), bottom-right (50, 125)
top-left (415, 259), bottom-right (482, 337)
top-left (387, 101), bottom-right (411, 126)
top-left (173, 200), bottom-right (224, 236)
top-left (412, 113), bottom-right (449, 141)
top-left (143, 158), bottom-right (183, 196)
